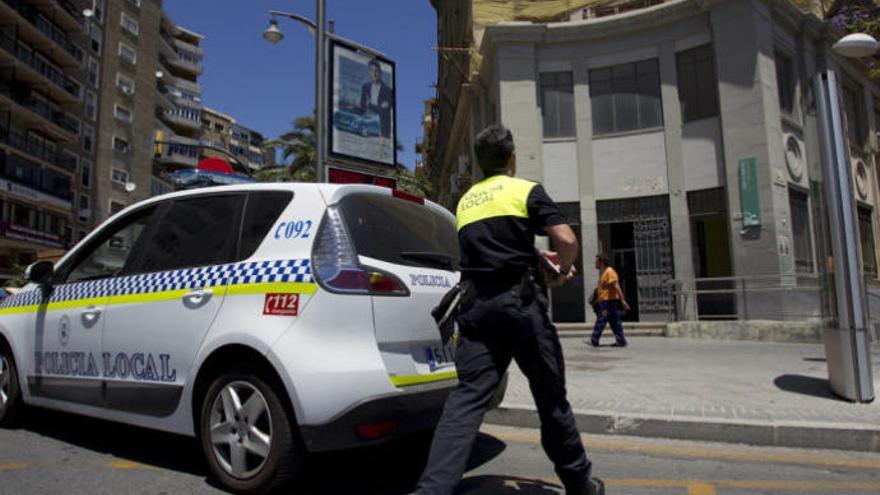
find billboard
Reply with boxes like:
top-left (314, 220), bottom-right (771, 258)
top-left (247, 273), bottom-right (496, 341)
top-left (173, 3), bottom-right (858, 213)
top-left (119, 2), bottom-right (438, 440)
top-left (328, 39), bottom-right (396, 167)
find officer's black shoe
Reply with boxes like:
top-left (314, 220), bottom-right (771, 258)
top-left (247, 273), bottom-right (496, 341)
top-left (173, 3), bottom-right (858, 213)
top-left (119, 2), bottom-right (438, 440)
top-left (585, 477), bottom-right (605, 495)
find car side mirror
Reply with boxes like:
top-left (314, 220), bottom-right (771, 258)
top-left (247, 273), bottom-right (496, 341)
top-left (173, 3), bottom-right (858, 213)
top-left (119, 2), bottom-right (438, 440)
top-left (25, 261), bottom-right (54, 287)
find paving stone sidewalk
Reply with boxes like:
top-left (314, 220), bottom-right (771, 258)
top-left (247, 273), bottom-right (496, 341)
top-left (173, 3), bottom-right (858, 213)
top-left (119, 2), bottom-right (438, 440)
top-left (487, 336), bottom-right (880, 451)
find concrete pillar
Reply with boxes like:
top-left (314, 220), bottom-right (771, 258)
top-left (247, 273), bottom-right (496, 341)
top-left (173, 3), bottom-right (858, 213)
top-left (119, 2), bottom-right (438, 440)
top-left (573, 59), bottom-right (600, 316)
top-left (659, 41), bottom-right (696, 320)
top-left (497, 43), bottom-right (543, 182)
top-left (711, 0), bottom-right (795, 319)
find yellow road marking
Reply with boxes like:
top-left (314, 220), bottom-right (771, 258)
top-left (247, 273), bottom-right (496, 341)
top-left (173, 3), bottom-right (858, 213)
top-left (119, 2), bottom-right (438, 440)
top-left (687, 482), bottom-right (716, 495)
top-left (540, 478), bottom-right (880, 492)
top-left (105, 460), bottom-right (154, 470)
top-left (0, 462), bottom-right (27, 471)
top-left (485, 427), bottom-right (880, 471)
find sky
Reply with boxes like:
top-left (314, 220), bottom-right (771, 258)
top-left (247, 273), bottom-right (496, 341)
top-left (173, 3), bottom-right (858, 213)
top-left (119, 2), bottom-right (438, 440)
top-left (163, 0), bottom-right (438, 170)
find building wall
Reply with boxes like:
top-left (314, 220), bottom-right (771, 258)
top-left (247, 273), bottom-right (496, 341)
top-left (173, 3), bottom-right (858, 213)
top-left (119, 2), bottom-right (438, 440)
top-left (467, 0), bottom-right (880, 322)
top-left (93, 0), bottom-right (166, 224)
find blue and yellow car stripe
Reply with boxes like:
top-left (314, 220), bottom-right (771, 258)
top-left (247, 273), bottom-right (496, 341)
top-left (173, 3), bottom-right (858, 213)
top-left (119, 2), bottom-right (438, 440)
top-left (0, 259), bottom-right (316, 315)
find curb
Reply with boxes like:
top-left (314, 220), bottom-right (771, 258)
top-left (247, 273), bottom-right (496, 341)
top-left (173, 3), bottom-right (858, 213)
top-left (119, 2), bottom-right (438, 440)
top-left (486, 404), bottom-right (880, 452)
top-left (556, 328), bottom-right (666, 339)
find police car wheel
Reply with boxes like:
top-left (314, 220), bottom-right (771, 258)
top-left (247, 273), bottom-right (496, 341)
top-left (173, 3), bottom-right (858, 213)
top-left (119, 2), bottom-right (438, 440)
top-left (0, 344), bottom-right (23, 427)
top-left (200, 372), bottom-right (301, 494)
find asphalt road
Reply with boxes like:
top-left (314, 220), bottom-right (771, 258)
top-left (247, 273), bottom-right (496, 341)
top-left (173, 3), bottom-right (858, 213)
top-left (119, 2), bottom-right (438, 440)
top-left (1, 408), bottom-right (879, 494)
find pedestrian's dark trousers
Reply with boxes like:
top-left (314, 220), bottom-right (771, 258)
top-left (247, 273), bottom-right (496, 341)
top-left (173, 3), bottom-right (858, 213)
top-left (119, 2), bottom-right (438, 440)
top-left (591, 300), bottom-right (626, 346)
top-left (416, 280), bottom-right (591, 495)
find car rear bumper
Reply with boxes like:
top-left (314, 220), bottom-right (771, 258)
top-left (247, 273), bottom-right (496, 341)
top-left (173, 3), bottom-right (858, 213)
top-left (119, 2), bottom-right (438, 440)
top-left (299, 382), bottom-right (454, 452)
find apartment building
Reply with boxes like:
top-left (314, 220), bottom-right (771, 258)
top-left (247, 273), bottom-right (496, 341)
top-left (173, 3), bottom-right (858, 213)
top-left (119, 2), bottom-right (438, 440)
top-left (0, 0), bottom-right (94, 278)
top-left (92, 0), bottom-right (203, 222)
top-left (431, 0), bottom-right (880, 325)
top-left (229, 122), bottom-right (272, 171)
top-left (201, 106), bottom-right (273, 172)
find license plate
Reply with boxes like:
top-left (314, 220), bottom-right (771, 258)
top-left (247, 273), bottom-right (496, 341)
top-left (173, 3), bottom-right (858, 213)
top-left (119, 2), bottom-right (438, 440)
top-left (426, 340), bottom-right (456, 371)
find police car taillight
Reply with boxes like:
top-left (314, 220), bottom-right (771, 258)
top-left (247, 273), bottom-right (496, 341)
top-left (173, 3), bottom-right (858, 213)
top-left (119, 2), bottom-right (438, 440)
top-left (392, 189), bottom-right (424, 204)
top-left (312, 207), bottom-right (409, 296)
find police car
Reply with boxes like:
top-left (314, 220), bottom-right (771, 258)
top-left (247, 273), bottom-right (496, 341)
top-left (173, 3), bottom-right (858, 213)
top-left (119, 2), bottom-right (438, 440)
top-left (0, 183), bottom-right (478, 493)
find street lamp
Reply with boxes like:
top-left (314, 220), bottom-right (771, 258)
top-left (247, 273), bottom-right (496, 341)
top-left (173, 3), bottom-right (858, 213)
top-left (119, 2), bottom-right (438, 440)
top-left (815, 31), bottom-right (878, 403)
top-left (263, 3), bottom-right (327, 183)
top-left (262, 19), bottom-right (284, 44)
top-left (832, 32), bottom-right (879, 58)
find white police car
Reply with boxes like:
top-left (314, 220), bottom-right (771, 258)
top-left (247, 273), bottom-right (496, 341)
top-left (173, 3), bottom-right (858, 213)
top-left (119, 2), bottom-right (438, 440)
top-left (0, 183), bottom-right (480, 493)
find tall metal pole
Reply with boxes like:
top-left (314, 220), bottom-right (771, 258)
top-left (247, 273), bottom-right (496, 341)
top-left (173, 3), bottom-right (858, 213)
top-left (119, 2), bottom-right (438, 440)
top-left (315, 0), bottom-right (326, 183)
top-left (815, 70), bottom-right (875, 403)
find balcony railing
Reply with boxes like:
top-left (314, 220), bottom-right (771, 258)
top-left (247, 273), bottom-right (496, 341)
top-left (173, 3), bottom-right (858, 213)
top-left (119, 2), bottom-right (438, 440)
top-left (0, 80), bottom-right (79, 135)
top-left (0, 128), bottom-right (76, 171)
top-left (1, 0), bottom-right (83, 64)
top-left (0, 29), bottom-right (80, 98)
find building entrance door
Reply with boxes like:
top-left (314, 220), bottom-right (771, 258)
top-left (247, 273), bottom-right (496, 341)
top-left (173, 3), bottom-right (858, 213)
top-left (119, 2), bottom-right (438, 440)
top-left (597, 196), bottom-right (674, 322)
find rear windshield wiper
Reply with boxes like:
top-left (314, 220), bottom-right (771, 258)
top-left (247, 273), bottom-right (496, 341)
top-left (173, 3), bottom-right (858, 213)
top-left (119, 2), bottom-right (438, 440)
top-left (401, 251), bottom-right (457, 271)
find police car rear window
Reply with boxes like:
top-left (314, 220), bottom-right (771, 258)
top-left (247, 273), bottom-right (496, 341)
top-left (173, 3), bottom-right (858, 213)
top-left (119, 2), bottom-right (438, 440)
top-left (338, 193), bottom-right (459, 270)
top-left (239, 191), bottom-right (294, 259)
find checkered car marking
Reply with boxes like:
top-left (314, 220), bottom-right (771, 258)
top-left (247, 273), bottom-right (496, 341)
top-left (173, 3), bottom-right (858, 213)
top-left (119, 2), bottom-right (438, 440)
top-left (0, 259), bottom-right (313, 310)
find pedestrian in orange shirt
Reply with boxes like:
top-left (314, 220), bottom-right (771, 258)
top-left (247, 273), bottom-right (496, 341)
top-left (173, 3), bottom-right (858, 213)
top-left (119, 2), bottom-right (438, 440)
top-left (589, 254), bottom-right (630, 347)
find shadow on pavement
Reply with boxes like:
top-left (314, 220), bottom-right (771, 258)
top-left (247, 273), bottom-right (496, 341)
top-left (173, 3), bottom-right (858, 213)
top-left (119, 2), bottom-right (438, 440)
top-left (773, 374), bottom-right (846, 402)
top-left (19, 406), bottom-right (208, 476)
top-left (802, 357), bottom-right (827, 363)
top-left (296, 432), bottom-right (507, 494)
top-left (456, 475), bottom-right (562, 494)
top-left (18, 407), bottom-right (509, 495)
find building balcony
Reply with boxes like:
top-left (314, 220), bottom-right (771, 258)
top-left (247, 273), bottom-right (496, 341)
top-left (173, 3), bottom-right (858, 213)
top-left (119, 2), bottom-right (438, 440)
top-left (0, 0), bottom-right (83, 68)
top-left (0, 164), bottom-right (74, 209)
top-left (159, 107), bottom-right (201, 135)
top-left (166, 53), bottom-right (202, 77)
top-left (0, 81), bottom-right (78, 142)
top-left (27, 0), bottom-right (83, 33)
top-left (155, 84), bottom-right (174, 111)
top-left (0, 127), bottom-right (76, 172)
top-left (155, 140), bottom-right (199, 168)
top-left (159, 29), bottom-right (177, 59)
top-left (0, 30), bottom-right (80, 105)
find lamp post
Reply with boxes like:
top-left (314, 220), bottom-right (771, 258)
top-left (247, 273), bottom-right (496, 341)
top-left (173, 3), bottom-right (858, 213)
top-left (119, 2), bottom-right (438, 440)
top-left (815, 32), bottom-right (878, 403)
top-left (263, 2), bottom-right (327, 183)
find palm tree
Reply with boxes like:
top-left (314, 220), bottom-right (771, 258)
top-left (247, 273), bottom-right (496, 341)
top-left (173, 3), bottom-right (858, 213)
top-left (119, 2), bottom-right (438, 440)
top-left (261, 115), bottom-right (316, 182)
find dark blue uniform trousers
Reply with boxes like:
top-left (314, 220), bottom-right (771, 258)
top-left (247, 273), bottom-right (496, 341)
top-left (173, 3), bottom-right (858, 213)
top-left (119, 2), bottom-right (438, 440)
top-left (416, 283), bottom-right (592, 495)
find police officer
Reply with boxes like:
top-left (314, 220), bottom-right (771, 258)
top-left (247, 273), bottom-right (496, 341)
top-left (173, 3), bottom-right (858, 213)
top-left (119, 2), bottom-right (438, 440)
top-left (415, 125), bottom-right (604, 495)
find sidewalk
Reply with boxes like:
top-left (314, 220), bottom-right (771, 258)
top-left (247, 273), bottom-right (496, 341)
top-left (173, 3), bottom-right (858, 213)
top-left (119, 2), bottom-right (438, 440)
top-left (486, 336), bottom-right (880, 452)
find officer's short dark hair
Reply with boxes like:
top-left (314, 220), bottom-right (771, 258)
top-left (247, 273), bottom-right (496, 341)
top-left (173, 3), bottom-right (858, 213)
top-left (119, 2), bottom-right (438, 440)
top-left (474, 125), bottom-right (514, 177)
top-left (596, 253), bottom-right (611, 266)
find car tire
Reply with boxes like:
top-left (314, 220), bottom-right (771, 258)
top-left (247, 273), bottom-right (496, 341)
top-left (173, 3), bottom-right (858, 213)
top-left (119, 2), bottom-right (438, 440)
top-left (199, 370), bottom-right (304, 494)
top-left (0, 343), bottom-right (23, 427)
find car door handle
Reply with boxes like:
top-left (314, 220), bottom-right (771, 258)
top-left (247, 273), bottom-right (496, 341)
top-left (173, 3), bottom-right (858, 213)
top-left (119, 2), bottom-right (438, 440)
top-left (81, 306), bottom-right (102, 321)
top-left (182, 288), bottom-right (213, 307)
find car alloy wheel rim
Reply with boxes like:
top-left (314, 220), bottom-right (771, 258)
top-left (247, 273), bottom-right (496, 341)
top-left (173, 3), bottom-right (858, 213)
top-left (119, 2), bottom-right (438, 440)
top-left (209, 381), bottom-right (273, 479)
top-left (0, 355), bottom-right (9, 411)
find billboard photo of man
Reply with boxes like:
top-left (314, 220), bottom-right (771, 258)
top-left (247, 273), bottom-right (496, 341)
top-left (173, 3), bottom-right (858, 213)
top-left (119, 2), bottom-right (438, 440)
top-left (330, 41), bottom-right (396, 166)
top-left (361, 58), bottom-right (393, 138)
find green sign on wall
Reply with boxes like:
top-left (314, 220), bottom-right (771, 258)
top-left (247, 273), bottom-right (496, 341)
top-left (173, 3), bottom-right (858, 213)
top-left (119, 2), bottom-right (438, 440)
top-left (738, 157), bottom-right (761, 227)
